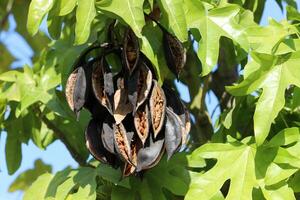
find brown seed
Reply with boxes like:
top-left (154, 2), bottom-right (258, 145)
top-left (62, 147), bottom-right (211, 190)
top-left (65, 71), bottom-right (77, 111)
top-left (123, 138), bottom-right (142, 177)
top-left (134, 104), bottom-right (150, 145)
top-left (149, 80), bottom-right (166, 138)
top-left (113, 123), bottom-right (132, 163)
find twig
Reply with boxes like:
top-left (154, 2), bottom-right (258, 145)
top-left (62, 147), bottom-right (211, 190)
top-left (33, 106), bottom-right (88, 167)
top-left (0, 0), bottom-right (14, 30)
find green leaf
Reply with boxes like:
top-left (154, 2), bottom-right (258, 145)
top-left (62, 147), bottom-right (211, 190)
top-left (0, 44), bottom-right (14, 73)
top-left (9, 159), bottom-right (52, 192)
top-left (75, 0), bottom-right (96, 45)
top-left (5, 130), bottom-right (22, 175)
top-left (184, 1), bottom-right (249, 75)
top-left (23, 173), bottom-right (54, 200)
top-left (287, 5), bottom-right (300, 21)
top-left (27, 0), bottom-right (55, 36)
top-left (96, 0), bottom-right (145, 38)
top-left (157, 0), bottom-right (188, 41)
top-left (57, 0), bottom-right (77, 16)
top-left (111, 187), bottom-right (135, 200)
top-left (227, 52), bottom-right (300, 145)
top-left (185, 133), bottom-right (299, 200)
top-left (246, 20), bottom-right (297, 54)
top-left (140, 22), bottom-right (170, 84)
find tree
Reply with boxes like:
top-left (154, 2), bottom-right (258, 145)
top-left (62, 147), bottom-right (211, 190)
top-left (1, 0), bottom-right (300, 199)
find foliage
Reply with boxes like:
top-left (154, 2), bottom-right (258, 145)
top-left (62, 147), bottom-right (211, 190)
top-left (1, 0), bottom-right (300, 199)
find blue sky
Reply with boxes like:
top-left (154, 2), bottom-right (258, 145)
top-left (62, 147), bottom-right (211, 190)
top-left (0, 0), bottom-right (297, 199)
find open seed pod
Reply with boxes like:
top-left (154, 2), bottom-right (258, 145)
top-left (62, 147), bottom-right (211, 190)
top-left (165, 107), bottom-right (183, 160)
top-left (65, 66), bottom-right (87, 118)
top-left (92, 58), bottom-right (114, 114)
top-left (136, 132), bottom-right (165, 172)
top-left (149, 80), bottom-right (166, 138)
top-left (128, 62), bottom-right (153, 112)
top-left (85, 119), bottom-right (115, 164)
top-left (113, 123), bottom-right (132, 163)
top-left (163, 32), bottom-right (186, 78)
top-left (123, 28), bottom-right (140, 74)
top-left (123, 136), bottom-right (142, 177)
top-left (114, 87), bottom-right (133, 124)
top-left (134, 103), bottom-right (150, 145)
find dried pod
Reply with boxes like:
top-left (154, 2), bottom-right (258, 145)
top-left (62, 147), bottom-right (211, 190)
top-left (92, 58), bottom-right (114, 114)
top-left (163, 85), bottom-right (190, 144)
top-left (128, 63), bottom-right (153, 112)
top-left (149, 80), bottom-right (166, 138)
top-left (134, 104), bottom-right (150, 145)
top-left (65, 67), bottom-right (87, 117)
top-left (163, 32), bottom-right (186, 78)
top-left (123, 28), bottom-right (140, 74)
top-left (102, 119), bottom-right (115, 154)
top-left (85, 119), bottom-right (115, 164)
top-left (165, 107), bottom-right (183, 160)
top-left (136, 63), bottom-right (152, 111)
top-left (114, 88), bottom-right (133, 124)
top-left (136, 133), bottom-right (165, 172)
top-left (113, 123), bottom-right (132, 163)
top-left (123, 137), bottom-right (142, 177)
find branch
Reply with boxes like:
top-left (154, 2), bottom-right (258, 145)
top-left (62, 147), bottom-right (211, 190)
top-left (33, 106), bottom-right (88, 167)
top-left (0, 0), bottom-right (14, 30)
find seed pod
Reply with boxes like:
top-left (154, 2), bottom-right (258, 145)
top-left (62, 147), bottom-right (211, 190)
top-left (114, 88), bottom-right (133, 124)
top-left (134, 104), bottom-right (150, 145)
top-left (123, 137), bottom-right (142, 177)
top-left (123, 28), bottom-right (140, 74)
top-left (92, 58), bottom-right (114, 114)
top-left (163, 85), bottom-right (190, 144)
top-left (149, 80), bottom-right (166, 138)
top-left (136, 133), bottom-right (165, 172)
top-left (85, 119), bottom-right (114, 164)
top-left (102, 119), bottom-right (115, 154)
top-left (65, 67), bottom-right (87, 118)
top-left (163, 32), bottom-right (186, 78)
top-left (136, 63), bottom-right (152, 111)
top-left (165, 107), bottom-right (183, 160)
top-left (113, 123), bottom-right (132, 163)
top-left (128, 63), bottom-right (153, 112)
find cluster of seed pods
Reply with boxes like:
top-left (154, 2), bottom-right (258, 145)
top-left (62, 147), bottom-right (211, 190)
top-left (65, 25), bottom-right (190, 176)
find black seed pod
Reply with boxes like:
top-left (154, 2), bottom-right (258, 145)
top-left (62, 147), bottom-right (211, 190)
top-left (123, 28), bottom-right (140, 75)
top-left (165, 107), bottom-right (183, 160)
top-left (65, 66), bottom-right (87, 119)
top-left (92, 58), bottom-right (114, 115)
top-left (136, 132), bottom-right (165, 172)
top-left (163, 32), bottom-right (186, 78)
top-left (85, 119), bottom-right (115, 165)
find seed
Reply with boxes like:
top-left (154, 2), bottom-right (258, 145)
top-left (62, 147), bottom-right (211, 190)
top-left (113, 123), bottom-right (132, 163)
top-left (149, 80), bottom-right (166, 138)
top-left (134, 104), bottom-right (150, 145)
